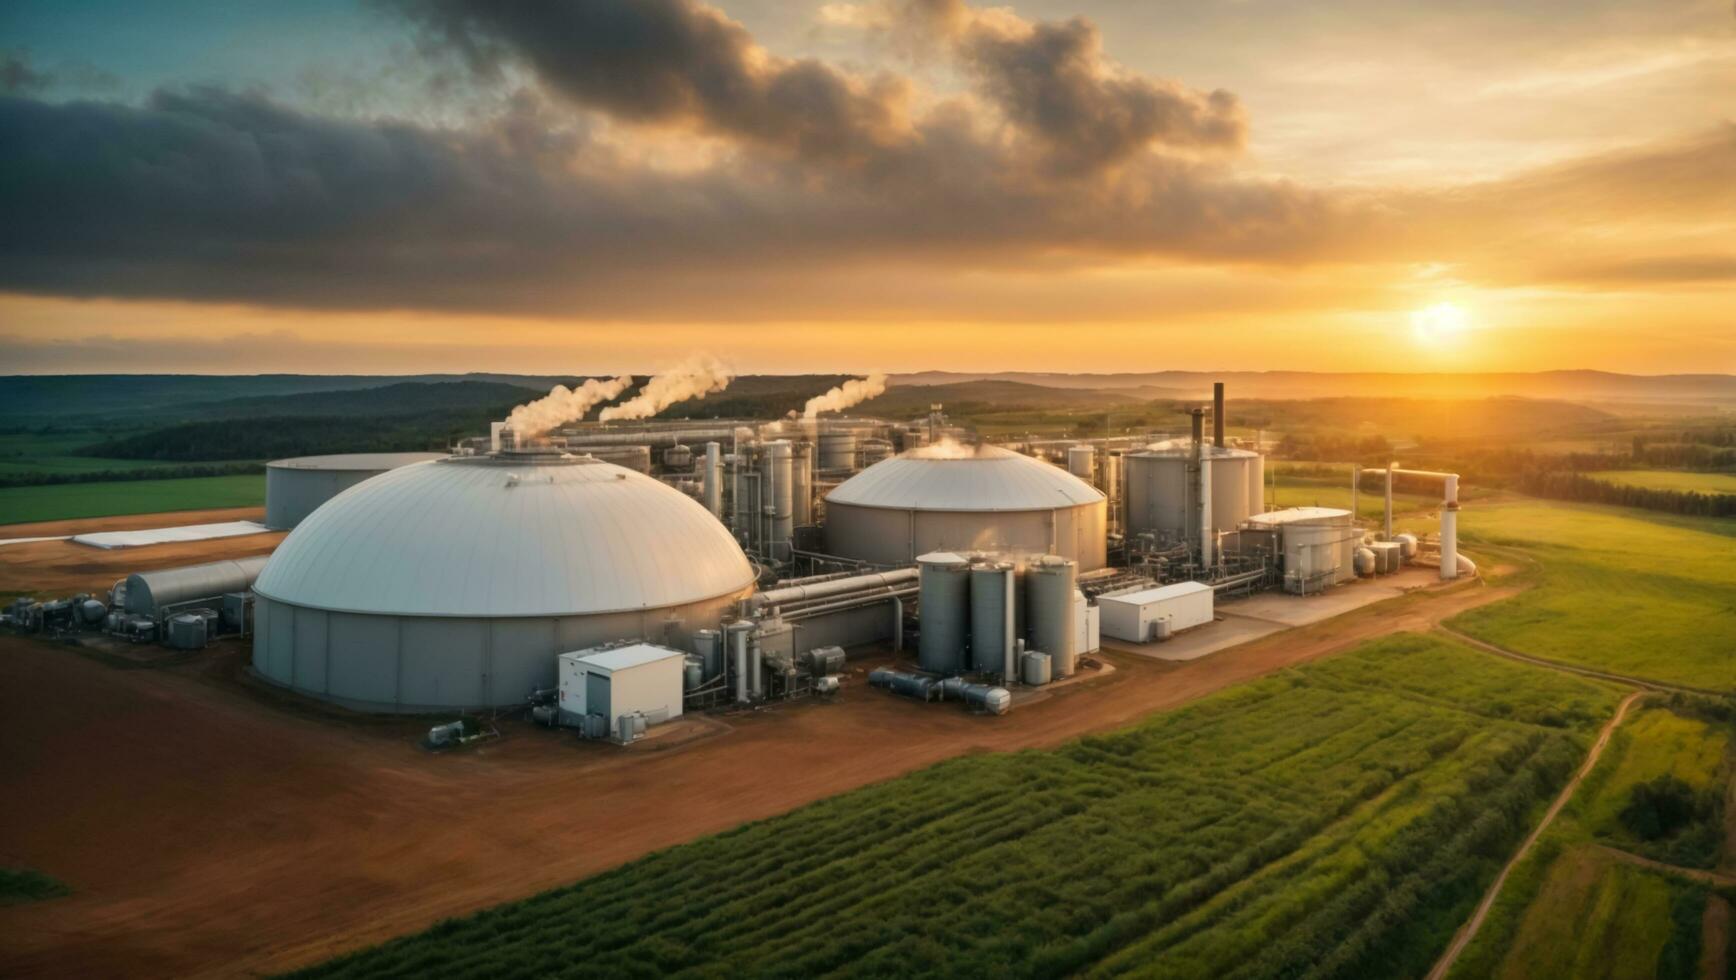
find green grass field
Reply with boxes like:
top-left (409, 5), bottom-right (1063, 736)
top-left (1588, 470), bottom-right (1736, 495)
top-left (1266, 475), bottom-right (1442, 530)
top-left (297, 634), bottom-right (1621, 979)
top-left (0, 475), bottom-right (265, 526)
top-left (0, 430), bottom-right (175, 479)
top-left (1450, 699), bottom-right (1730, 979)
top-left (1450, 501), bottom-right (1736, 692)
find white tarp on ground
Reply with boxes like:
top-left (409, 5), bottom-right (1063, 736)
top-left (72, 521), bottom-right (272, 550)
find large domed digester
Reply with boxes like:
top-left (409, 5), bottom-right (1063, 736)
top-left (252, 453), bottom-right (755, 713)
top-left (823, 444), bottom-right (1107, 569)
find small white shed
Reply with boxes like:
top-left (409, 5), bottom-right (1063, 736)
top-left (1097, 581), bottom-right (1214, 643)
top-left (557, 643), bottom-right (686, 731)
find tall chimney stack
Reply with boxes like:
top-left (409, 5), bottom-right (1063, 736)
top-left (1212, 382), bottom-right (1226, 449)
top-left (1190, 407), bottom-right (1205, 448)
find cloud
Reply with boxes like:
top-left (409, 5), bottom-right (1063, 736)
top-left (0, 80), bottom-right (1350, 313)
top-left (395, 0), bottom-right (915, 165)
top-left (898, 0), bottom-right (1246, 172)
top-left (1, 50), bottom-right (49, 95)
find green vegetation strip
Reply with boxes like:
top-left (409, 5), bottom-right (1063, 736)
top-left (1588, 470), bottom-right (1736, 495)
top-left (0, 474), bottom-right (265, 526)
top-left (0, 867), bottom-right (69, 905)
top-left (294, 634), bottom-right (1621, 980)
top-left (1449, 697), bottom-right (1733, 979)
top-left (1449, 501), bottom-right (1736, 692)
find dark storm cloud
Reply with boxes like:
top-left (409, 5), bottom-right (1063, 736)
top-left (395, 0), bottom-right (913, 164)
top-left (899, 0), bottom-right (1245, 172)
top-left (0, 81), bottom-right (1346, 313)
top-left (1, 51), bottom-right (50, 94)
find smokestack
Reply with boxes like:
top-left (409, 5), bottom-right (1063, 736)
top-left (1190, 407), bottom-right (1204, 448)
top-left (1212, 382), bottom-right (1225, 449)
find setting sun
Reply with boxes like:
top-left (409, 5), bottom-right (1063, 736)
top-left (1411, 303), bottom-right (1471, 347)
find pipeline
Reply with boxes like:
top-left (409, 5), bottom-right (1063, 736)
top-left (746, 568), bottom-right (918, 611)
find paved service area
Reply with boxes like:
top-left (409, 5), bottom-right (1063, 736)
top-left (1104, 566), bottom-right (1446, 662)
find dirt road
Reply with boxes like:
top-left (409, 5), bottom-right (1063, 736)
top-left (1424, 691), bottom-right (1645, 980)
top-left (0, 507), bottom-right (283, 598)
top-left (0, 570), bottom-right (1514, 978)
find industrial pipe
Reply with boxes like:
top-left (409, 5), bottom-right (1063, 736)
top-left (1385, 466), bottom-right (1464, 582)
top-left (1212, 382), bottom-right (1225, 449)
top-left (747, 567), bottom-right (919, 610)
top-left (729, 622), bottom-right (752, 703)
top-left (703, 442), bottom-right (722, 517)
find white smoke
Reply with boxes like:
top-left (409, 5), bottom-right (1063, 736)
top-left (802, 373), bottom-right (888, 419)
top-left (506, 375), bottom-right (634, 440)
top-left (911, 436), bottom-right (980, 460)
top-left (598, 354), bottom-right (735, 422)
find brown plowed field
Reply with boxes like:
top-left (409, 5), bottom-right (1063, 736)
top-left (0, 508), bottom-right (283, 598)
top-left (0, 514), bottom-right (1513, 979)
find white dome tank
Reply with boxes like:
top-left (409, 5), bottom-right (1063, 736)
top-left (252, 452), bottom-right (754, 713)
top-left (824, 445), bottom-right (1107, 570)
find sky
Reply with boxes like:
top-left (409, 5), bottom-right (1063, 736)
top-left (1, 0), bottom-right (1733, 376)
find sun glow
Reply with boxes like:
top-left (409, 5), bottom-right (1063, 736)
top-left (1411, 302), bottom-right (1470, 346)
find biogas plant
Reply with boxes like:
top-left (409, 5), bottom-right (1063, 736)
top-left (11, 371), bottom-right (1473, 746)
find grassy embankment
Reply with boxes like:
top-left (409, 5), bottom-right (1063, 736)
top-left (296, 634), bottom-right (1622, 979)
top-left (0, 475), bottom-right (266, 526)
top-left (1450, 698), bottom-right (1734, 980)
top-left (1449, 500), bottom-right (1736, 692)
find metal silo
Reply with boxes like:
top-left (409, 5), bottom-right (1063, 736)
top-left (759, 440), bottom-right (794, 558)
top-left (918, 553), bottom-right (971, 675)
top-left (792, 442), bottom-right (814, 527)
top-left (818, 433), bottom-right (858, 472)
top-left (1067, 445), bottom-right (1095, 483)
top-left (1027, 556), bottom-right (1076, 674)
top-left (662, 444), bottom-right (694, 470)
top-left (969, 561), bottom-right (1015, 677)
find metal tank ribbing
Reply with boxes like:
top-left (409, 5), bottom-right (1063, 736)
top-left (969, 561), bottom-right (1015, 677)
top-left (918, 553), bottom-right (971, 675)
top-left (1026, 556), bottom-right (1076, 671)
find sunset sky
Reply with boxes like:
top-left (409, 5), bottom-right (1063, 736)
top-left (2, 0), bottom-right (1733, 375)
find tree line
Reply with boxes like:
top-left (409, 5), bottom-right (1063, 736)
top-left (0, 462), bottom-right (265, 490)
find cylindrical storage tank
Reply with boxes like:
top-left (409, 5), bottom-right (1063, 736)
top-left (792, 443), bottom-right (814, 527)
top-left (1067, 445), bottom-right (1095, 483)
top-left (265, 453), bottom-right (446, 530)
top-left (1124, 445), bottom-right (1262, 547)
top-left (818, 433), bottom-right (858, 472)
top-left (1027, 556), bottom-right (1076, 663)
top-left (80, 599), bottom-right (108, 625)
top-left (1354, 547), bottom-right (1377, 578)
top-left (1247, 452), bottom-right (1265, 517)
top-left (693, 628), bottom-right (723, 680)
top-left (1395, 533), bottom-right (1419, 560)
top-left (166, 613), bottom-right (208, 650)
top-left (825, 446), bottom-right (1108, 570)
top-left (1050, 647), bottom-right (1077, 678)
top-left (125, 556), bottom-right (270, 617)
top-left (579, 444), bottom-right (652, 474)
top-left (969, 561), bottom-right (1015, 676)
top-left (1152, 616), bottom-right (1173, 642)
top-left (1021, 650), bottom-right (1052, 686)
top-left (859, 439), bottom-right (894, 466)
top-left (663, 444), bottom-right (694, 471)
top-left (683, 656), bottom-right (704, 691)
top-left (759, 440), bottom-right (795, 557)
top-left (251, 454), bottom-right (756, 713)
top-left (917, 553), bottom-right (971, 675)
top-left (870, 667), bottom-right (936, 701)
top-left (1370, 541), bottom-right (1402, 574)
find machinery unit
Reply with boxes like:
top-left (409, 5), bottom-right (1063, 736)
top-left (252, 452), bottom-right (755, 713)
top-left (1370, 541), bottom-right (1403, 574)
top-left (165, 612), bottom-right (209, 650)
top-left (1242, 507), bottom-right (1358, 595)
top-left (1097, 581), bottom-right (1214, 643)
top-left (825, 445), bottom-right (1108, 570)
top-left (1021, 650), bottom-right (1052, 686)
top-left (557, 643), bottom-right (686, 735)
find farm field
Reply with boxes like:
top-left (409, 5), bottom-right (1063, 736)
top-left (1448, 501), bottom-right (1736, 692)
top-left (0, 430), bottom-right (173, 479)
top-left (1449, 699), bottom-right (1733, 979)
top-left (0, 475), bottom-right (266, 526)
top-left (298, 634), bottom-right (1621, 979)
top-left (1588, 470), bottom-right (1736, 495)
top-left (1266, 474), bottom-right (1441, 528)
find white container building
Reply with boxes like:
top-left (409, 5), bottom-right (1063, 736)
top-left (1097, 581), bottom-right (1214, 643)
top-left (557, 643), bottom-right (686, 732)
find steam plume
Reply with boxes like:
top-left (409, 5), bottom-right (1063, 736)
top-left (802, 373), bottom-right (888, 419)
top-left (507, 375), bottom-right (634, 439)
top-left (598, 353), bottom-right (734, 422)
